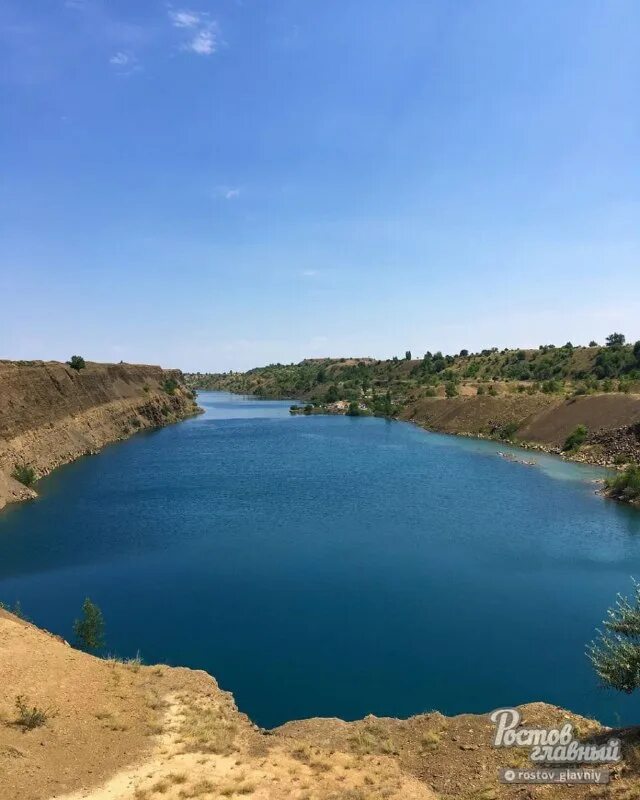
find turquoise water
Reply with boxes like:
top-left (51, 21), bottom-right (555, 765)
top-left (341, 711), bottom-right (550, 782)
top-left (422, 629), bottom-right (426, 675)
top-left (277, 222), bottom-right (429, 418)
top-left (2, 391), bottom-right (640, 728)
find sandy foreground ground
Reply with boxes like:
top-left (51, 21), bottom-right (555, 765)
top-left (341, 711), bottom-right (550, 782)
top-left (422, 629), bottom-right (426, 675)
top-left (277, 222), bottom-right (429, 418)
top-left (1, 609), bottom-right (638, 800)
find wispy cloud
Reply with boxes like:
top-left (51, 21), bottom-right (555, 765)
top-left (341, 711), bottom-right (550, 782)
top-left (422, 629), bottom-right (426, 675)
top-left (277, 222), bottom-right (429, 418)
top-left (187, 24), bottom-right (218, 55)
top-left (300, 269), bottom-right (319, 277)
top-left (64, 0), bottom-right (87, 9)
top-left (108, 51), bottom-right (140, 74)
top-left (168, 9), bottom-right (201, 29)
top-left (214, 186), bottom-right (241, 200)
top-left (109, 51), bottom-right (130, 66)
top-left (168, 8), bottom-right (219, 56)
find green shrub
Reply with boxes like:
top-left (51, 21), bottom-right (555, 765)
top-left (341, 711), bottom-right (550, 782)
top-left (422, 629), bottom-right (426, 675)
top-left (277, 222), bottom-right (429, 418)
top-left (605, 464), bottom-right (640, 504)
top-left (12, 464), bottom-right (36, 487)
top-left (589, 578), bottom-right (640, 692)
top-left (162, 378), bottom-right (179, 395)
top-left (488, 385), bottom-right (498, 397)
top-left (563, 425), bottom-right (588, 452)
top-left (496, 422), bottom-right (519, 441)
top-left (346, 401), bottom-right (361, 416)
top-left (476, 385), bottom-right (485, 396)
top-left (15, 695), bottom-right (50, 730)
top-left (67, 355), bottom-right (86, 371)
top-left (541, 379), bottom-right (563, 394)
top-left (73, 598), bottom-right (105, 652)
top-left (444, 381), bottom-right (458, 398)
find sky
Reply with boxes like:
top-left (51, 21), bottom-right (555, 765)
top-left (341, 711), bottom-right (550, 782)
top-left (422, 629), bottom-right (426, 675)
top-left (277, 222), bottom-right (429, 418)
top-left (1, 1), bottom-right (639, 372)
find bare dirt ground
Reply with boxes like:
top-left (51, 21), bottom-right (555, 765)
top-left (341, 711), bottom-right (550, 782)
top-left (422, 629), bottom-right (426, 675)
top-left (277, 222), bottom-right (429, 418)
top-left (517, 395), bottom-right (640, 448)
top-left (3, 610), bottom-right (640, 800)
top-left (403, 392), bottom-right (640, 466)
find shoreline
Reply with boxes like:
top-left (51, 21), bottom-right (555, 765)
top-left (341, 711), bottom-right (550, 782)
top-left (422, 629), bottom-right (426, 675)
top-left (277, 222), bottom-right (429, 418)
top-left (0, 361), bottom-right (202, 513)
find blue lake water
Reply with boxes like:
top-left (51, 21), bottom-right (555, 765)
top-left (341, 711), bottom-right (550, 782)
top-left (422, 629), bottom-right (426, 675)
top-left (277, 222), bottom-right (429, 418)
top-left (2, 391), bottom-right (640, 728)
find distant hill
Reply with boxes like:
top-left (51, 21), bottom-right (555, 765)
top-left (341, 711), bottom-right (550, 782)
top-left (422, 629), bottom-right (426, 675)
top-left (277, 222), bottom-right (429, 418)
top-left (187, 335), bottom-right (640, 403)
top-left (186, 335), bottom-right (640, 474)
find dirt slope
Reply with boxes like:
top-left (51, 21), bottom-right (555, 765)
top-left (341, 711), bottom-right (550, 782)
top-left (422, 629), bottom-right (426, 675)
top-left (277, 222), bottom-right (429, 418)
top-left (517, 394), bottom-right (640, 448)
top-left (403, 392), bottom-right (640, 464)
top-left (1, 611), bottom-right (638, 800)
top-left (0, 361), bottom-right (199, 511)
top-left (402, 394), bottom-right (559, 437)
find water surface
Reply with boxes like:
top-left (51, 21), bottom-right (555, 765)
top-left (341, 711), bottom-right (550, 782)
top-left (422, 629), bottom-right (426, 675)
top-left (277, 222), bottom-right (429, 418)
top-left (2, 391), bottom-right (640, 728)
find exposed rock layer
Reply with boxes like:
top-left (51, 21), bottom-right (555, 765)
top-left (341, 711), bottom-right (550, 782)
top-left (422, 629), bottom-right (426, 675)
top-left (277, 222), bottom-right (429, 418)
top-left (0, 360), bottom-right (200, 511)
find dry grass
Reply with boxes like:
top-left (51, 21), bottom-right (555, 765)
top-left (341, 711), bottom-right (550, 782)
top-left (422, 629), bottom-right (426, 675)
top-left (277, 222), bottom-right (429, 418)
top-left (348, 723), bottom-right (396, 756)
top-left (178, 699), bottom-right (238, 755)
top-left (419, 731), bottom-right (440, 752)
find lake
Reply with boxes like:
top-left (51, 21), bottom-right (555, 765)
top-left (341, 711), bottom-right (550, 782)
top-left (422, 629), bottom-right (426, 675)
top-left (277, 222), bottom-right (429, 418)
top-left (2, 391), bottom-right (640, 728)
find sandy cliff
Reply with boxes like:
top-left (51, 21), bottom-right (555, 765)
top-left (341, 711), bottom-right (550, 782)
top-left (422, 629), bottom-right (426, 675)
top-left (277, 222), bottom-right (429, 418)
top-left (0, 610), bottom-right (635, 800)
top-left (0, 360), bottom-right (200, 511)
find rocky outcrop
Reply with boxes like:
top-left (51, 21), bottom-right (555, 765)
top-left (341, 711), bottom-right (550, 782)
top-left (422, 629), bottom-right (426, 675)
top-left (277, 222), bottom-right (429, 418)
top-left (587, 423), bottom-right (640, 465)
top-left (0, 360), bottom-right (201, 511)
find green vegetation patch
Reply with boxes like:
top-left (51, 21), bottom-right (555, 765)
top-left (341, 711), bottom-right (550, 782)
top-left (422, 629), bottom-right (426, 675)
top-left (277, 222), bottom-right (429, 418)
top-left (605, 464), bottom-right (640, 504)
top-left (563, 425), bottom-right (589, 452)
top-left (12, 464), bottom-right (36, 487)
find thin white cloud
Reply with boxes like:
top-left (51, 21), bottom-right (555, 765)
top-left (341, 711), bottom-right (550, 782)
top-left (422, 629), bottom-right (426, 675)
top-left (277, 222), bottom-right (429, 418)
top-left (64, 0), bottom-right (86, 9)
top-left (214, 186), bottom-right (241, 200)
top-left (168, 8), bottom-right (220, 56)
top-left (168, 9), bottom-right (201, 29)
top-left (187, 24), bottom-right (218, 55)
top-left (109, 51), bottom-right (140, 75)
top-left (109, 52), bottom-right (130, 66)
top-left (300, 269), bottom-right (319, 277)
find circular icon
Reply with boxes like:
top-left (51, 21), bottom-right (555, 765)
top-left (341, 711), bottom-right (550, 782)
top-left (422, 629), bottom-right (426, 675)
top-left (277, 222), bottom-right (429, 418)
top-left (504, 770), bottom-right (515, 782)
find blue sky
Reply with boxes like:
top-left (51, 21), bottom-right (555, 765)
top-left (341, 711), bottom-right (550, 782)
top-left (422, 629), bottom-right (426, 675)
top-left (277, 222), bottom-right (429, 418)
top-left (1, 1), bottom-right (639, 371)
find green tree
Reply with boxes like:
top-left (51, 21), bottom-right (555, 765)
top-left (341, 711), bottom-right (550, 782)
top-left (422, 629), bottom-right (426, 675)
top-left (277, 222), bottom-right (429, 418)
top-left (606, 333), bottom-right (626, 349)
top-left (404, 351), bottom-right (412, 360)
top-left (589, 579), bottom-right (640, 693)
top-left (445, 381), bottom-right (458, 398)
top-left (68, 355), bottom-right (86, 371)
top-left (325, 384), bottom-right (339, 403)
top-left (634, 341), bottom-right (640, 364)
top-left (73, 598), bottom-right (105, 652)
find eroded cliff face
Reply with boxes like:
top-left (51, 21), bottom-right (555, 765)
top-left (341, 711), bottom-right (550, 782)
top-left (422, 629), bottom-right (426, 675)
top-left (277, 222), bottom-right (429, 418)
top-left (0, 360), bottom-right (201, 511)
